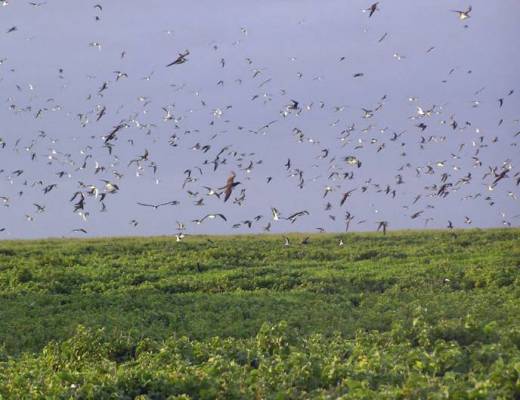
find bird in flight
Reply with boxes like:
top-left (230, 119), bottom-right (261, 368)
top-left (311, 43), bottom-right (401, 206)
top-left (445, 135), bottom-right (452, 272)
top-left (286, 210), bottom-right (309, 224)
top-left (197, 213), bottom-right (227, 223)
top-left (166, 50), bottom-right (190, 67)
top-left (365, 2), bottom-right (379, 17)
top-left (136, 201), bottom-right (179, 209)
top-left (340, 189), bottom-right (356, 206)
top-left (451, 5), bottom-right (472, 20)
top-left (101, 180), bottom-right (119, 194)
top-left (221, 172), bottom-right (240, 202)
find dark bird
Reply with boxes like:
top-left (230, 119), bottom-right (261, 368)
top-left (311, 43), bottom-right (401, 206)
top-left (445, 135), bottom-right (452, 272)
top-left (166, 50), bottom-right (190, 67)
top-left (366, 2), bottom-right (379, 17)
top-left (103, 123), bottom-right (126, 144)
top-left (340, 189), bottom-right (356, 206)
top-left (411, 211), bottom-right (424, 219)
top-left (378, 32), bottom-right (388, 43)
top-left (287, 99), bottom-right (299, 110)
top-left (43, 184), bottom-right (57, 194)
top-left (33, 203), bottom-right (45, 213)
top-left (376, 221), bottom-right (388, 235)
top-left (416, 123), bottom-right (428, 131)
top-left (96, 105), bottom-right (106, 121)
top-left (286, 210), bottom-right (309, 223)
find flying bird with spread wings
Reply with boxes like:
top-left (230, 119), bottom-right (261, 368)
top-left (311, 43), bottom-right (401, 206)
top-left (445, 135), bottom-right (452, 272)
top-left (166, 50), bottom-right (190, 67)
top-left (220, 172), bottom-right (240, 202)
top-left (451, 5), bottom-right (472, 20)
top-left (136, 200), bottom-right (179, 209)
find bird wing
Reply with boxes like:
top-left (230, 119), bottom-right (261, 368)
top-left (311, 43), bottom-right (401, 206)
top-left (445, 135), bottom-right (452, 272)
top-left (218, 214), bottom-right (227, 221)
top-left (224, 174), bottom-right (235, 202)
top-left (158, 201), bottom-right (177, 207)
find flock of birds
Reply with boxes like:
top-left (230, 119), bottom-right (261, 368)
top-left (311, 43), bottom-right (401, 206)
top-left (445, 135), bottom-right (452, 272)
top-left (0, 1), bottom-right (518, 242)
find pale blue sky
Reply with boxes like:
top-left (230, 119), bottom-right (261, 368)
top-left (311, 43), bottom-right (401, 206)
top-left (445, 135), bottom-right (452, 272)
top-left (0, 0), bottom-right (519, 238)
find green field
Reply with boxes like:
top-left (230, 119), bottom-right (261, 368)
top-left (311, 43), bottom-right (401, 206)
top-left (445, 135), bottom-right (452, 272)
top-left (0, 229), bottom-right (519, 399)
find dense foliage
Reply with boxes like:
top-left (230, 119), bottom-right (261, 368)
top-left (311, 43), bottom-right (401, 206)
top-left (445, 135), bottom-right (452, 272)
top-left (0, 228), bottom-right (519, 398)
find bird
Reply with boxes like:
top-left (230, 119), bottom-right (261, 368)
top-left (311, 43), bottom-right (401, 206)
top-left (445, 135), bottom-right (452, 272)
top-left (198, 213), bottom-right (227, 223)
top-left (166, 50), bottom-right (190, 67)
top-left (203, 186), bottom-right (221, 198)
top-left (33, 203), bottom-right (45, 213)
top-left (365, 2), bottom-right (379, 17)
top-left (451, 5), bottom-right (472, 20)
top-left (340, 190), bottom-right (356, 206)
top-left (286, 210), bottom-right (309, 224)
top-left (136, 201), bottom-right (179, 209)
top-left (220, 172), bottom-right (240, 202)
top-left (287, 99), bottom-right (299, 110)
top-left (101, 180), bottom-right (119, 194)
top-left (43, 184), bottom-right (57, 194)
top-left (376, 221), bottom-right (388, 235)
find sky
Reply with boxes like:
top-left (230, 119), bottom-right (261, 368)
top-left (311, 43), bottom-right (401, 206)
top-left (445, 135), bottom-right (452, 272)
top-left (0, 0), bottom-right (519, 239)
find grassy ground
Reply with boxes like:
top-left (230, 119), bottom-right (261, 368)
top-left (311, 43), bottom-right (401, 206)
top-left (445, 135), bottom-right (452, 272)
top-left (0, 228), bottom-right (519, 398)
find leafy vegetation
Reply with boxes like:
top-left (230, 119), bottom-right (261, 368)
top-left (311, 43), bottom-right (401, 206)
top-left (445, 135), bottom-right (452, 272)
top-left (0, 228), bottom-right (519, 398)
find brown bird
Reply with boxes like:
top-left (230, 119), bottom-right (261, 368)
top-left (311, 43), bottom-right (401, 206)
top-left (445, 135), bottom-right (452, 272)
top-left (221, 171), bottom-right (240, 202)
